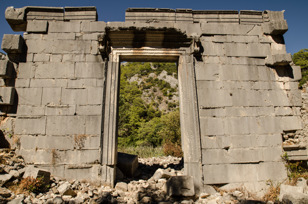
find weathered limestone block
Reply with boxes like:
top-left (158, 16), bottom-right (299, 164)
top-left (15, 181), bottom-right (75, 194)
top-left (197, 89), bottom-right (232, 108)
top-left (81, 21), bottom-right (106, 33)
top-left (291, 65), bottom-right (302, 81)
top-left (16, 87), bottom-right (42, 105)
top-left (263, 10), bottom-right (288, 35)
top-left (15, 116), bottom-right (46, 135)
top-left (54, 149), bottom-right (100, 164)
top-left (201, 23), bottom-right (261, 35)
top-left (85, 115), bottom-right (102, 135)
top-left (166, 176), bottom-right (195, 197)
top-left (17, 105), bottom-right (44, 116)
top-left (201, 134), bottom-right (281, 149)
top-left (26, 20), bottom-right (48, 33)
top-left (200, 117), bottom-right (225, 136)
top-left (64, 7), bottom-right (97, 21)
top-left (5, 6), bottom-right (27, 31)
top-left (49, 21), bottom-right (81, 33)
top-left (35, 62), bottom-right (74, 79)
top-left (0, 87), bottom-right (15, 105)
top-left (239, 10), bottom-right (263, 24)
top-left (265, 53), bottom-right (292, 66)
top-left (1, 34), bottom-right (26, 54)
top-left (26, 6), bottom-right (64, 21)
top-left (42, 88), bottom-right (61, 105)
top-left (279, 116), bottom-right (302, 131)
top-left (0, 60), bottom-right (14, 78)
top-left (45, 104), bottom-right (75, 116)
top-left (46, 116), bottom-right (85, 135)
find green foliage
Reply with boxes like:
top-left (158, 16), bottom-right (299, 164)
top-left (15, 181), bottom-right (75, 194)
top-left (282, 152), bottom-right (308, 185)
top-left (293, 49), bottom-right (308, 87)
top-left (118, 62), bottom-right (182, 155)
top-left (19, 176), bottom-right (49, 194)
top-left (118, 146), bottom-right (164, 158)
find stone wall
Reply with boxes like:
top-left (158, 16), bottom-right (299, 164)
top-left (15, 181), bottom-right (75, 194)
top-left (0, 6), bottom-right (305, 190)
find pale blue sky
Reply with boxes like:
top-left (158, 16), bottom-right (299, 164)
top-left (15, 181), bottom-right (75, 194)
top-left (1, 0), bottom-right (307, 54)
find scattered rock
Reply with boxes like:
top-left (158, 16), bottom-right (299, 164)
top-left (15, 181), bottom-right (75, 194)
top-left (0, 187), bottom-right (11, 198)
top-left (7, 194), bottom-right (24, 204)
top-left (115, 182), bottom-right (128, 192)
top-left (0, 174), bottom-right (12, 187)
top-left (166, 176), bottom-right (195, 197)
top-left (23, 166), bottom-right (50, 186)
top-left (282, 192), bottom-right (308, 204)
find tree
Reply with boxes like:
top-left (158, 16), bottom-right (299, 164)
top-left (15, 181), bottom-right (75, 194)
top-left (293, 49), bottom-right (308, 87)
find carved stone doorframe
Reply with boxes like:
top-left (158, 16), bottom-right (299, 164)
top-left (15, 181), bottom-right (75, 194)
top-left (102, 48), bottom-right (203, 190)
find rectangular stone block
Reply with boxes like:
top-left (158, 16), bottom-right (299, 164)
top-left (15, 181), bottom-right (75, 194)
top-left (249, 116), bottom-right (280, 134)
top-left (42, 88), bottom-right (61, 105)
top-left (291, 65), bottom-right (302, 81)
top-left (26, 20), bottom-right (48, 33)
top-left (43, 33), bottom-right (76, 40)
top-left (62, 54), bottom-right (86, 62)
top-left (49, 21), bottom-right (81, 33)
top-left (201, 134), bottom-right (282, 149)
top-left (76, 105), bottom-right (102, 115)
top-left (200, 23), bottom-right (261, 35)
top-left (0, 60), bottom-right (14, 78)
top-left (279, 116), bottom-right (302, 131)
top-left (202, 148), bottom-right (264, 164)
top-left (85, 116), bottom-right (102, 135)
top-left (17, 149), bottom-right (51, 164)
top-left (35, 62), bottom-right (74, 79)
top-left (275, 107), bottom-right (293, 116)
top-left (221, 65), bottom-right (259, 81)
top-left (257, 162), bottom-right (287, 181)
top-left (33, 54), bottom-right (50, 62)
top-left (224, 117), bottom-right (250, 135)
top-left (67, 79), bottom-right (96, 88)
top-left (196, 81), bottom-right (224, 90)
top-left (46, 116), bottom-right (85, 135)
top-left (1, 34), bottom-right (25, 54)
top-left (220, 56), bottom-right (265, 66)
top-left (199, 108), bottom-right (226, 117)
top-left (0, 87), bottom-right (15, 105)
top-left (17, 105), bottom-right (45, 116)
top-left (197, 89), bottom-right (232, 108)
top-left (16, 87), bottom-right (42, 105)
top-left (30, 79), bottom-right (67, 88)
top-left (81, 21), bottom-right (106, 32)
top-left (45, 104), bottom-right (76, 116)
top-left (75, 62), bottom-right (105, 78)
top-left (18, 63), bottom-right (36, 79)
top-left (61, 88), bottom-right (87, 105)
top-left (288, 90), bottom-right (302, 107)
top-left (203, 163), bottom-right (259, 184)
top-left (201, 42), bottom-right (226, 56)
top-left (26, 39), bottom-right (92, 54)
top-left (195, 63), bottom-right (220, 81)
top-left (20, 135), bottom-right (74, 150)
top-left (200, 117), bottom-right (225, 136)
top-left (54, 149), bottom-right (100, 165)
top-left (15, 116), bottom-right (46, 135)
top-left (15, 79), bottom-right (30, 88)
top-left (88, 87), bottom-right (103, 105)
top-left (225, 43), bottom-right (271, 57)
top-left (230, 90), bottom-right (262, 107)
top-left (225, 107), bottom-right (275, 117)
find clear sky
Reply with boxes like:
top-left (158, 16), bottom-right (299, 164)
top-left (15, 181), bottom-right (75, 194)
top-left (0, 0), bottom-right (307, 54)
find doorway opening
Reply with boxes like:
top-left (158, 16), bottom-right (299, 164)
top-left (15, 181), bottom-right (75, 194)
top-left (117, 60), bottom-right (183, 180)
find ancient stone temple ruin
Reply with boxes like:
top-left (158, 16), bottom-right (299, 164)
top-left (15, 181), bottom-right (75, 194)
top-left (0, 6), bottom-right (304, 192)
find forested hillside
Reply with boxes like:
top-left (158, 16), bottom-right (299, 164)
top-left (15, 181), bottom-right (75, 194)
top-left (118, 62), bottom-right (182, 156)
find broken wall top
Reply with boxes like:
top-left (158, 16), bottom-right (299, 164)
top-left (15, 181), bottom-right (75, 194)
top-left (5, 6), bottom-right (288, 36)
